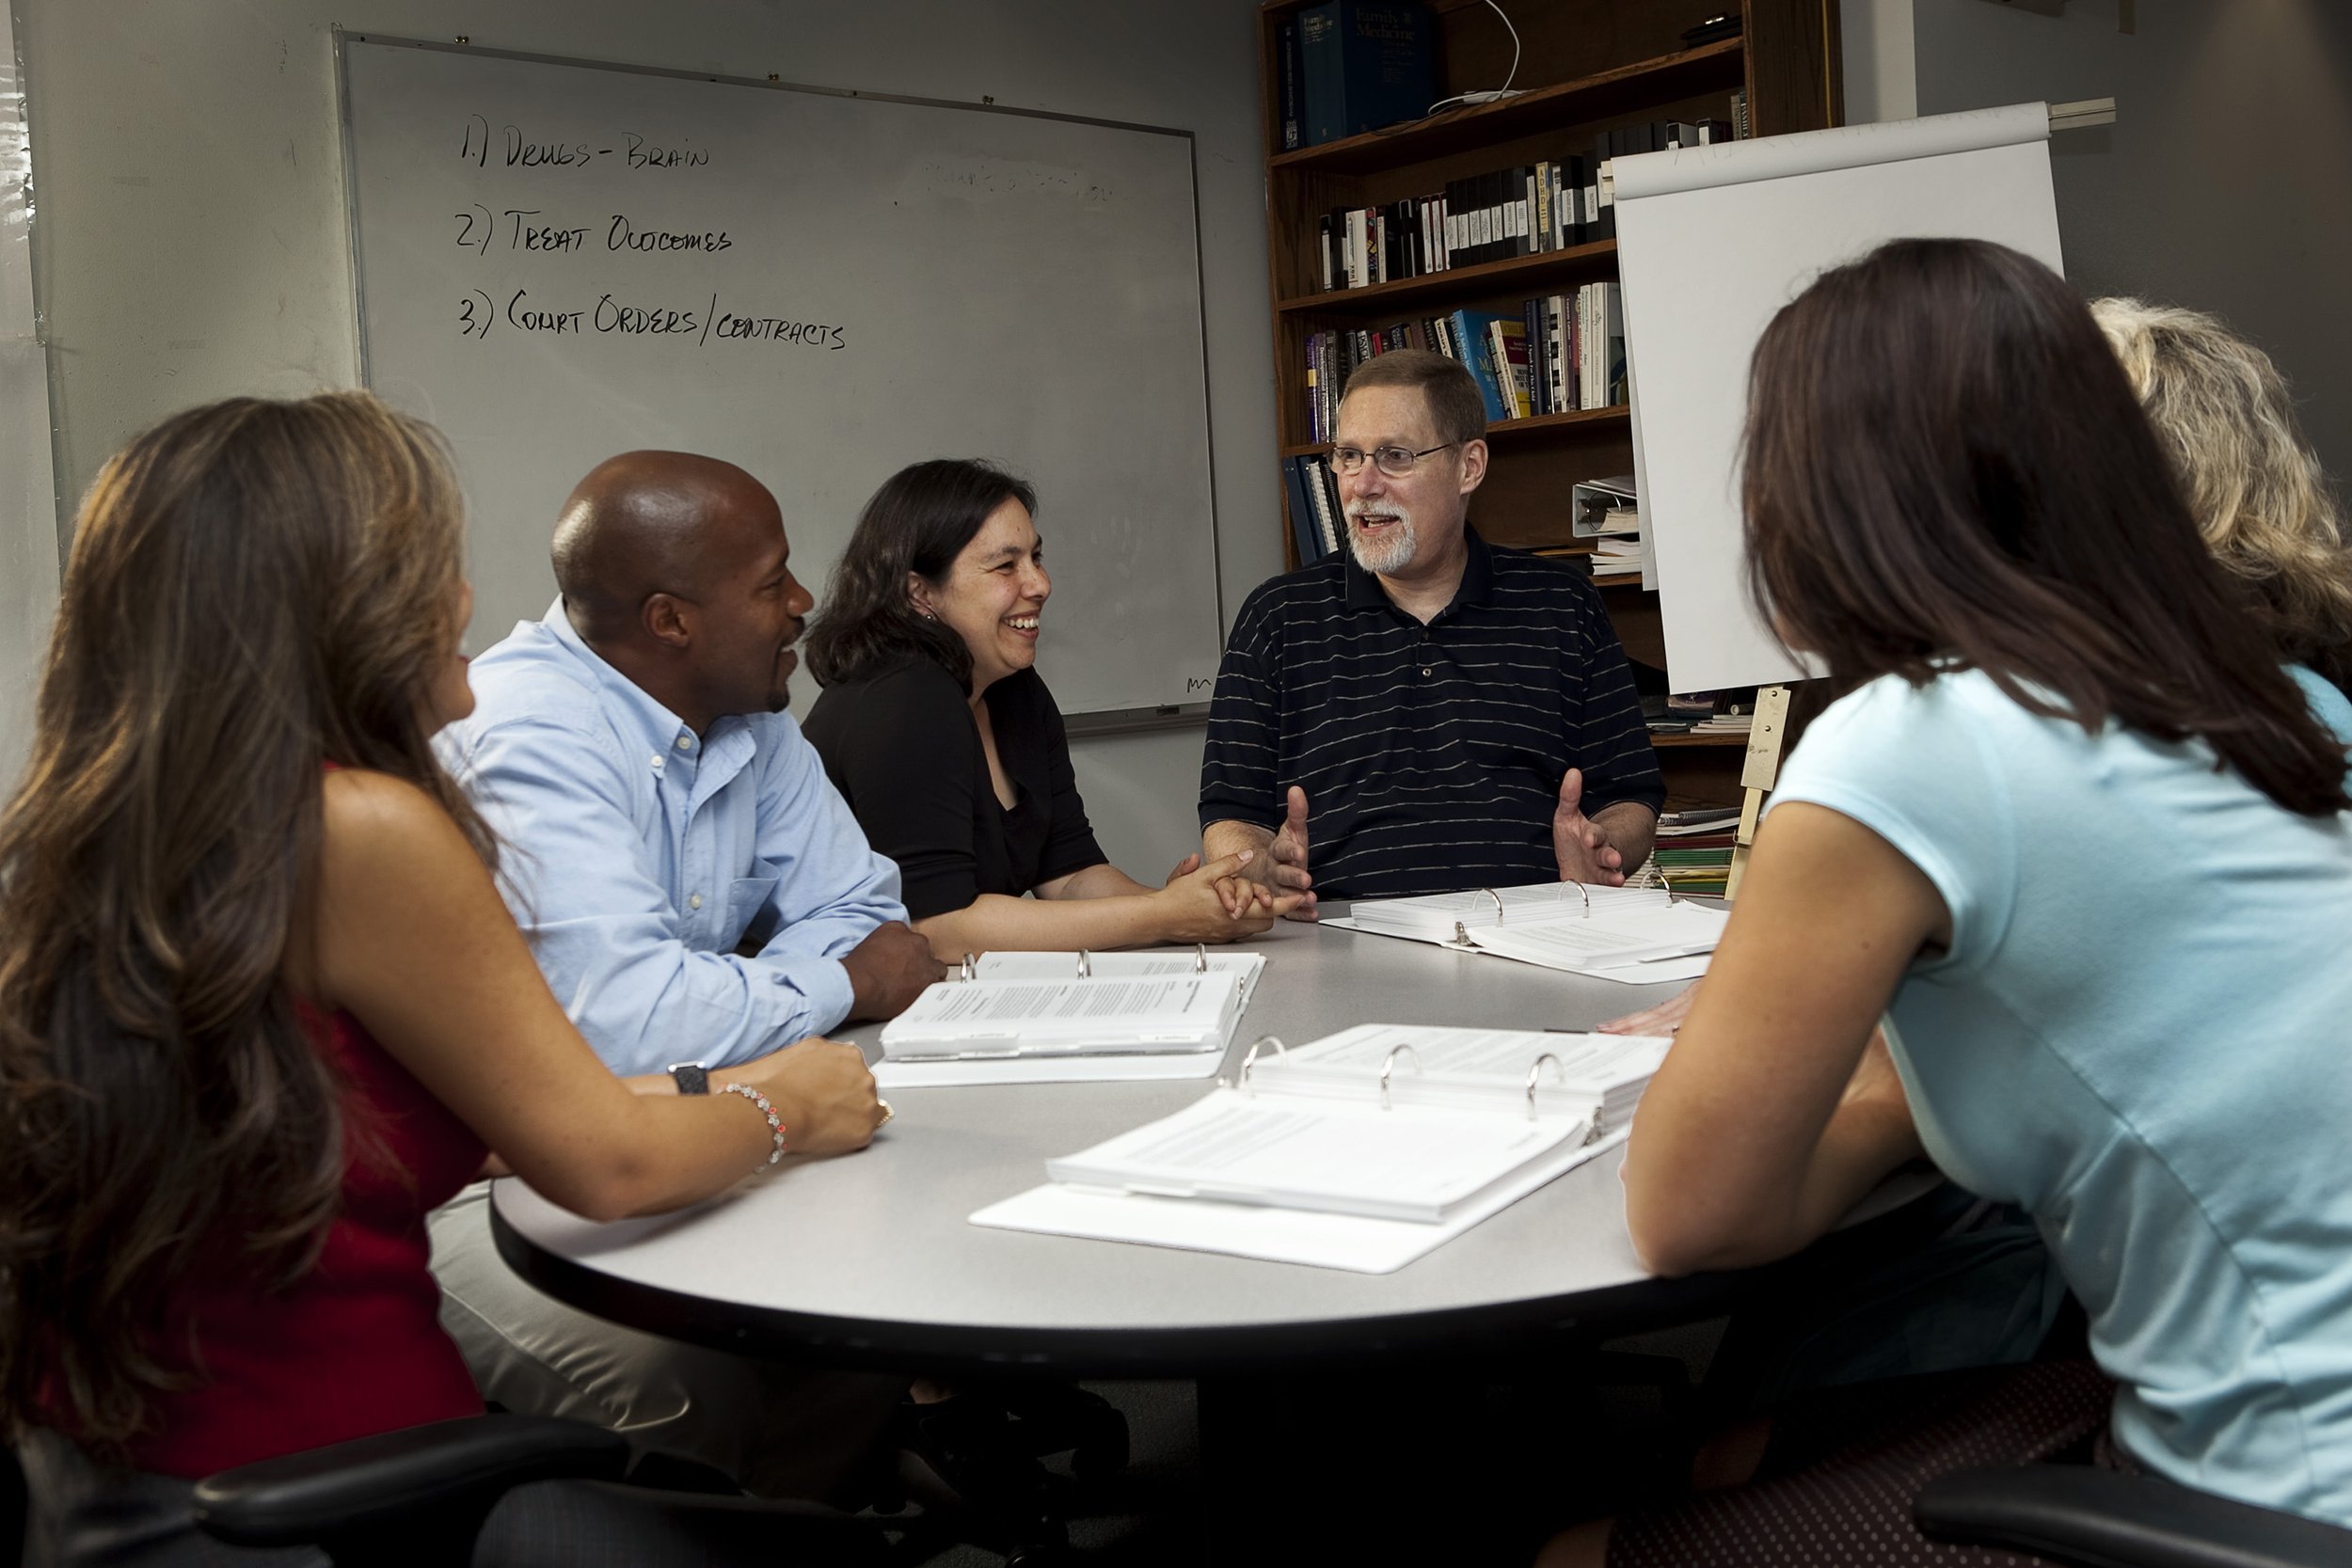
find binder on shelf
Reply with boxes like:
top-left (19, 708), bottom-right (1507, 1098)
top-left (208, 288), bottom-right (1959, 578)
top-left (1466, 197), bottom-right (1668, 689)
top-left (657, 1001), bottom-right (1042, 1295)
top-left (1571, 474), bottom-right (1639, 537)
top-left (971, 1023), bottom-right (1670, 1272)
top-left (1282, 456), bottom-right (1323, 563)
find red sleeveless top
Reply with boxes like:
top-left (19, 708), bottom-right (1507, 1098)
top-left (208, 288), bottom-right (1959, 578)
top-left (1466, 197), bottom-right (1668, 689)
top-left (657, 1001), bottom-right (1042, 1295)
top-left (128, 999), bottom-right (487, 1477)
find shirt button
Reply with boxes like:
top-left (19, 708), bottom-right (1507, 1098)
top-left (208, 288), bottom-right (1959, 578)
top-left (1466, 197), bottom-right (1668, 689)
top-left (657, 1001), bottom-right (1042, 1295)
top-left (675, 734), bottom-right (693, 750)
top-left (689, 893), bottom-right (705, 910)
top-left (1421, 667), bottom-right (1433, 677)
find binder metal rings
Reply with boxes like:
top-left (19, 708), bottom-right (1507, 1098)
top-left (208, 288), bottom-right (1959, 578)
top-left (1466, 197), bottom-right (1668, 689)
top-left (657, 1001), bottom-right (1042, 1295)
top-left (1482, 887), bottom-right (1505, 924)
top-left (1524, 1051), bottom-right (1567, 1122)
top-left (1569, 879), bottom-right (1591, 917)
top-left (1075, 949), bottom-right (1092, 978)
top-left (1193, 942), bottom-right (1209, 973)
top-left (1226, 1035), bottom-right (1287, 1096)
top-left (1379, 1042), bottom-right (1423, 1109)
top-left (957, 953), bottom-right (977, 982)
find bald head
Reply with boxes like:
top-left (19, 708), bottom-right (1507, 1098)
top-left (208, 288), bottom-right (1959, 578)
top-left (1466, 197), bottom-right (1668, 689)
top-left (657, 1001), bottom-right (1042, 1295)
top-left (549, 451), bottom-right (813, 733)
top-left (552, 451), bottom-right (780, 644)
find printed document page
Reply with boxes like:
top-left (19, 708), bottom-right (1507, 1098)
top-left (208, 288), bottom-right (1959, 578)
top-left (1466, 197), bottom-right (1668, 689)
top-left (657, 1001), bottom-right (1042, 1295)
top-left (974, 949), bottom-right (1267, 1012)
top-left (880, 970), bottom-right (1242, 1060)
top-left (1465, 901), bottom-right (1728, 975)
top-left (1044, 1087), bottom-right (1588, 1224)
top-left (974, 1130), bottom-right (1629, 1273)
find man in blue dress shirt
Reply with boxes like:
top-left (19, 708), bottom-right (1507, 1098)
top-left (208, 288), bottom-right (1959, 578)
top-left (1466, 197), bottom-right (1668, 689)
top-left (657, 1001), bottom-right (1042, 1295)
top-left (429, 450), bottom-right (941, 1497)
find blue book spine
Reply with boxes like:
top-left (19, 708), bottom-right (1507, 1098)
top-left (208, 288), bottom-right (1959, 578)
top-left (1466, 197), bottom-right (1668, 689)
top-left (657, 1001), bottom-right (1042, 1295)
top-left (1449, 309), bottom-right (1514, 424)
top-left (1297, 2), bottom-right (1347, 148)
top-left (1278, 20), bottom-right (1304, 152)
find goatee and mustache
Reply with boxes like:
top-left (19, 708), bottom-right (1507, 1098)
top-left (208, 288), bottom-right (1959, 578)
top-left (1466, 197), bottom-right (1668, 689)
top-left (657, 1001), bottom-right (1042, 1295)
top-left (1344, 498), bottom-right (1419, 576)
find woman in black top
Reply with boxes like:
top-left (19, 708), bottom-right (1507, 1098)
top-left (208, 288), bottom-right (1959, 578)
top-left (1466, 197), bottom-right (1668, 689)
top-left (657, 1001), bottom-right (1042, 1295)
top-left (803, 459), bottom-right (1293, 956)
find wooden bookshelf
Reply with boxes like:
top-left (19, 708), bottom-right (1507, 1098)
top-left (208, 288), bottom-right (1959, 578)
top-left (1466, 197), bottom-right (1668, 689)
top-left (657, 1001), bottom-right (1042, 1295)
top-left (1256, 0), bottom-right (1840, 806)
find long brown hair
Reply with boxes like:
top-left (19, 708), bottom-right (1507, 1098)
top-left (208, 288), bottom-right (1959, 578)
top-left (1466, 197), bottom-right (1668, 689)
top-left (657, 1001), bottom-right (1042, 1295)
top-left (1742, 238), bottom-right (2349, 817)
top-left (0, 392), bottom-right (496, 1452)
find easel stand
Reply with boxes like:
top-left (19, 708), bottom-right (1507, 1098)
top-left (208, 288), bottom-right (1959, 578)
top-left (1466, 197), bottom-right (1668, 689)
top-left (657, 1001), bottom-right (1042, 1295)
top-left (1724, 685), bottom-right (1792, 902)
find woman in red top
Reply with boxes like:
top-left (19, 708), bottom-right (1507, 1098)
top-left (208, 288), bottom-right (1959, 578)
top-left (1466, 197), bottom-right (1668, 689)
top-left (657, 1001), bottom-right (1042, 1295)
top-left (0, 393), bottom-right (888, 1563)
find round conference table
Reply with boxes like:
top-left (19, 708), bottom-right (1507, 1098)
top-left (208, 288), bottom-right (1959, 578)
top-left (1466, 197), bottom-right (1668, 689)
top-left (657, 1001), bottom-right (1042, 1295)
top-left (491, 913), bottom-right (1941, 1381)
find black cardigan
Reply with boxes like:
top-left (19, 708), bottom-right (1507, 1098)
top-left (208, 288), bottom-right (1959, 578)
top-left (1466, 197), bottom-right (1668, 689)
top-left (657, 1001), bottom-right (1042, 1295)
top-left (803, 658), bottom-right (1107, 920)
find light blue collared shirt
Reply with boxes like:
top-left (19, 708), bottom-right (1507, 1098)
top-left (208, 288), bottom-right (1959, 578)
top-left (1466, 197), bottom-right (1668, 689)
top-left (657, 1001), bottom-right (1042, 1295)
top-left (437, 599), bottom-right (907, 1074)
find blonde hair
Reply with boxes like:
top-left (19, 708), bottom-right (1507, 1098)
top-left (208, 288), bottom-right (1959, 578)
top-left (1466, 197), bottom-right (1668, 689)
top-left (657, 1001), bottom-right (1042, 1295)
top-left (2090, 297), bottom-right (2352, 677)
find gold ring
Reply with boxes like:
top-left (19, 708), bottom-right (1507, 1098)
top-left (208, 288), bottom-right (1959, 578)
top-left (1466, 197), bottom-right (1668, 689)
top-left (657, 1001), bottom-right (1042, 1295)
top-left (876, 1098), bottom-right (895, 1128)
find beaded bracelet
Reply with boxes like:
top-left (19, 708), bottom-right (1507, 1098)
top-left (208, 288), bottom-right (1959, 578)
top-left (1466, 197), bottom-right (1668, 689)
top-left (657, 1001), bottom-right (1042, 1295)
top-left (716, 1082), bottom-right (787, 1167)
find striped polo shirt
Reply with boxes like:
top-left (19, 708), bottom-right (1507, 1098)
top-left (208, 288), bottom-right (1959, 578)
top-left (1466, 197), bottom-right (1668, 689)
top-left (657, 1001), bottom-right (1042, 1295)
top-left (1198, 527), bottom-right (1663, 901)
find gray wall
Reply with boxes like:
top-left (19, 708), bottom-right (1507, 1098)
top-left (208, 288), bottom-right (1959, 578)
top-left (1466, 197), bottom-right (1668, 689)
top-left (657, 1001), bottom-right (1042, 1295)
top-left (1911, 0), bottom-right (2352, 487)
top-left (17, 0), bottom-right (1279, 873)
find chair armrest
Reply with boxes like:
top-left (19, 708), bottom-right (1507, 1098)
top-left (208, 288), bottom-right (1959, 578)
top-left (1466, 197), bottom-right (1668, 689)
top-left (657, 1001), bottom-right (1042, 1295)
top-left (193, 1414), bottom-right (629, 1548)
top-left (1914, 1465), bottom-right (2352, 1568)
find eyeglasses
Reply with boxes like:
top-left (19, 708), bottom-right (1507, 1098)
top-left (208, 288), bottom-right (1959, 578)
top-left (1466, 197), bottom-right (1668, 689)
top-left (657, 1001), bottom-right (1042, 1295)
top-left (1327, 442), bottom-right (1457, 478)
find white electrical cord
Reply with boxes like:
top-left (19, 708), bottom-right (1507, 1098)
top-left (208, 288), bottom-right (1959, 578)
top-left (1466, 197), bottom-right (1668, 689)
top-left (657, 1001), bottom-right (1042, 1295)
top-left (1423, 0), bottom-right (1523, 115)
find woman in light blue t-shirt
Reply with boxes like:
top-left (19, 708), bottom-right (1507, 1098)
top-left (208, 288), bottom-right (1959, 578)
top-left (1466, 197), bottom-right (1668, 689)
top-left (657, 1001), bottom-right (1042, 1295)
top-left (1543, 240), bottom-right (2352, 1568)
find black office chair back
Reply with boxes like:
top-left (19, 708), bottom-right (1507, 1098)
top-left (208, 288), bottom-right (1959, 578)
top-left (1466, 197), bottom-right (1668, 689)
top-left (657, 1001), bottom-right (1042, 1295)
top-left (1915, 1464), bottom-right (2352, 1568)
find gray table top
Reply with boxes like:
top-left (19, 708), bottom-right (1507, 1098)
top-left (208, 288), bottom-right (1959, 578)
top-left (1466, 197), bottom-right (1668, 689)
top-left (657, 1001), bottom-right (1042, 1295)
top-left (493, 917), bottom-right (1931, 1375)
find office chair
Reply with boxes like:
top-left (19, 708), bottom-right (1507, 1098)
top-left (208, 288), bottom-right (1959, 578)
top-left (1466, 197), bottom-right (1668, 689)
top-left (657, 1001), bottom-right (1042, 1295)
top-left (194, 1413), bottom-right (894, 1566)
top-left (1914, 1465), bottom-right (2352, 1568)
top-left (0, 1412), bottom-right (880, 1568)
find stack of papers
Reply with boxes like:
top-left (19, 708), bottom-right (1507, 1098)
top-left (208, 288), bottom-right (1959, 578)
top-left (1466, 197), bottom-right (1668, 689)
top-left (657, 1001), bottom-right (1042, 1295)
top-left (876, 952), bottom-right (1261, 1086)
top-left (1328, 882), bottom-right (1726, 983)
top-left (971, 1022), bottom-right (1669, 1272)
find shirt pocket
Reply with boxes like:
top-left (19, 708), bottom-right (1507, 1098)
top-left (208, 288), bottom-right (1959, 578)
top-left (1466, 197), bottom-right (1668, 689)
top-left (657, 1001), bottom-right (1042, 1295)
top-left (724, 874), bottom-right (782, 955)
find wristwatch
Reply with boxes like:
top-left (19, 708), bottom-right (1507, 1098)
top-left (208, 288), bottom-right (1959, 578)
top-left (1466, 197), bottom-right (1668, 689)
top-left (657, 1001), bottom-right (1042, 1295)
top-left (667, 1060), bottom-right (710, 1096)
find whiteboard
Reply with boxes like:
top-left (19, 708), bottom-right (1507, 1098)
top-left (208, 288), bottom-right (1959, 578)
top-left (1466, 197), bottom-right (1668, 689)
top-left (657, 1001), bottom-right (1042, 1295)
top-left (1612, 103), bottom-right (2065, 693)
top-left (336, 35), bottom-right (1223, 719)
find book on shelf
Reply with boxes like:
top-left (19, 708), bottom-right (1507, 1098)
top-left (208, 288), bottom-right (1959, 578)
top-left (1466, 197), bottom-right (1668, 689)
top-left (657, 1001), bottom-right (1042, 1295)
top-left (1587, 116), bottom-right (1739, 245)
top-left (1281, 455), bottom-right (1323, 567)
top-left (1280, 452), bottom-right (1343, 562)
top-left (1647, 847), bottom-right (1733, 897)
top-left (1486, 315), bottom-right (1533, 420)
top-left (874, 958), bottom-right (1256, 1086)
top-left (1296, 0), bottom-right (1438, 150)
top-left (1301, 281), bottom-right (1625, 435)
top-left (1277, 19), bottom-right (1305, 152)
top-left (969, 1023), bottom-right (1670, 1272)
top-left (1591, 535), bottom-right (1644, 581)
top-left (1654, 805), bottom-right (1740, 838)
top-left (1641, 808), bottom-right (1740, 896)
top-left (1451, 307), bottom-right (1518, 423)
top-left (1311, 153), bottom-right (1596, 295)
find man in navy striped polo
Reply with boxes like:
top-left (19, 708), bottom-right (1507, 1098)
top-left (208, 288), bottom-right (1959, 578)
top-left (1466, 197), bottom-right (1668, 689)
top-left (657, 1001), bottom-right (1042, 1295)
top-left (1200, 350), bottom-right (1662, 911)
